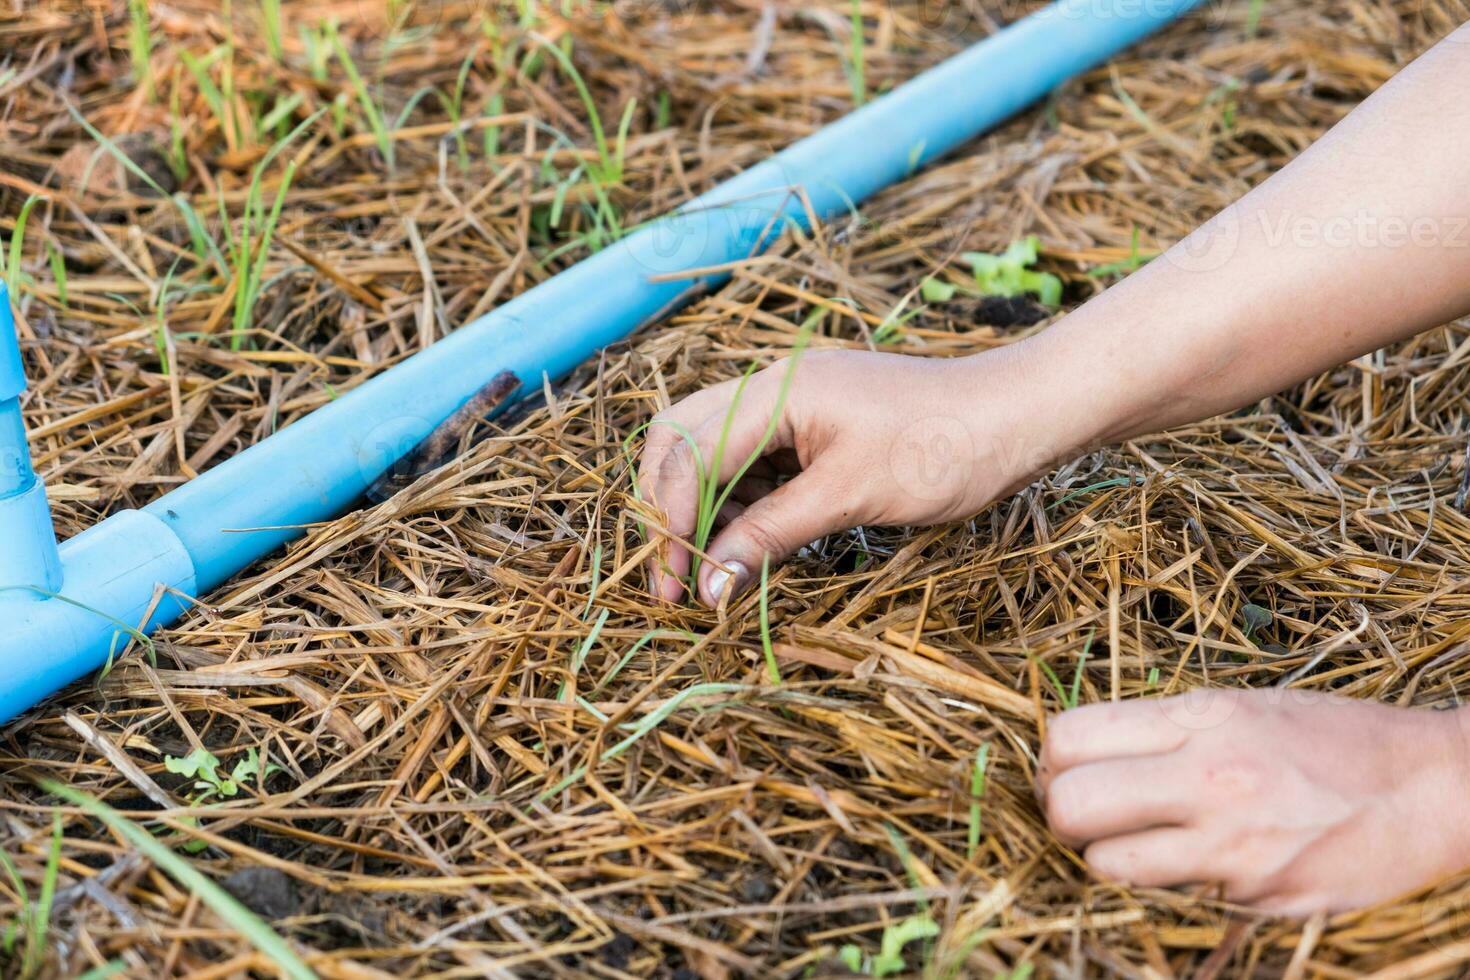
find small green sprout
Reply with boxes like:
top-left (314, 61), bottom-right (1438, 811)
top-left (759, 554), bottom-right (780, 684)
top-left (1241, 603), bottom-right (1273, 641)
top-left (46, 243), bottom-right (67, 307)
top-left (838, 914), bottom-right (941, 977)
top-left (3, 194), bottom-right (40, 293)
top-left (872, 295), bottom-right (923, 345)
top-left (164, 747), bottom-right (280, 802)
top-left (127, 0), bottom-right (153, 100)
top-left (260, 0), bottom-right (285, 62)
top-left (1205, 78), bottom-right (1242, 132)
top-left (626, 311), bottom-right (820, 592)
top-left (1245, 0), bottom-right (1265, 38)
top-left (967, 742), bottom-right (990, 860)
top-left (1088, 226), bottom-right (1156, 280)
top-left (0, 814), bottom-right (61, 979)
top-left (43, 782), bottom-right (314, 979)
top-left (921, 235), bottom-right (1063, 309)
top-left (1032, 629), bottom-right (1093, 710)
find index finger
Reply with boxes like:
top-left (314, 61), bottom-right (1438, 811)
top-left (1039, 699), bottom-right (1192, 790)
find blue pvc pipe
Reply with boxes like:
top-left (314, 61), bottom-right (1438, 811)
top-left (0, 0), bottom-right (1201, 723)
top-left (0, 283), bottom-right (30, 497)
top-left (0, 283), bottom-right (62, 599)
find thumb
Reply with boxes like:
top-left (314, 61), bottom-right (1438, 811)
top-left (698, 468), bottom-right (852, 607)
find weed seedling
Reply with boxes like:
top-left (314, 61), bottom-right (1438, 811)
top-left (1033, 629), bottom-right (1093, 709)
top-left (164, 746), bottom-right (280, 852)
top-left (1241, 602), bottom-right (1273, 642)
top-left (847, 0), bottom-right (867, 107)
top-left (759, 554), bottom-right (780, 683)
top-left (3, 194), bottom-right (40, 293)
top-left (45, 243), bottom-right (67, 307)
top-left (219, 109), bottom-right (324, 349)
top-left (582, 543), bottom-right (604, 619)
top-left (529, 35), bottom-right (635, 243)
top-left (1088, 226), bottom-right (1155, 280)
top-left (967, 741), bottom-right (990, 860)
top-left (1046, 474), bottom-right (1143, 511)
top-left (1206, 78), bottom-right (1242, 132)
top-left (66, 102), bottom-right (226, 273)
top-left (837, 914), bottom-right (940, 977)
top-left (871, 294), bottom-right (923, 345)
top-left (539, 681), bottom-right (746, 801)
top-left (164, 746), bottom-right (280, 802)
top-left (260, 0), bottom-right (285, 62)
top-left (43, 782), bottom-right (313, 979)
top-left (0, 815), bottom-right (61, 979)
top-left (331, 32), bottom-right (396, 169)
top-left (626, 310), bottom-right (821, 592)
top-left (921, 235), bottom-right (1062, 308)
top-left (1246, 0), bottom-right (1266, 37)
top-left (127, 0), bottom-right (154, 99)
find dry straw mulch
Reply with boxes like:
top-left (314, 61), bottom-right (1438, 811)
top-left (4, 0), bottom-right (1470, 975)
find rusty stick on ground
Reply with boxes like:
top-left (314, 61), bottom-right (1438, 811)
top-left (365, 369), bottom-right (521, 503)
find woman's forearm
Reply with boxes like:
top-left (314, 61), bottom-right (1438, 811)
top-left (1010, 25), bottom-right (1470, 457)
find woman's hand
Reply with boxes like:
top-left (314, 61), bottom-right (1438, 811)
top-left (635, 345), bottom-right (1089, 605)
top-left (1039, 690), bottom-right (1470, 915)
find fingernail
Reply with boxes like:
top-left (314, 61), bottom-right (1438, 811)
top-left (703, 561), bottom-right (749, 606)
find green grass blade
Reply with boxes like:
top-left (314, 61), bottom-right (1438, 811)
top-left (967, 742), bottom-right (990, 860)
top-left (25, 816), bottom-right (62, 978)
top-left (590, 628), bottom-right (695, 696)
top-left (330, 33), bottom-right (394, 169)
top-left (46, 242), bottom-right (68, 307)
top-left (529, 34), bottom-right (612, 180)
top-left (759, 554), bottom-right (780, 684)
top-left (42, 781), bottom-right (317, 980)
top-left (5, 194), bottom-right (40, 292)
top-left (538, 682), bottom-right (745, 801)
top-left (704, 310), bottom-right (822, 532)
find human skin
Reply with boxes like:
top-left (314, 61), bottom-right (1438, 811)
top-left (636, 26), bottom-right (1470, 914)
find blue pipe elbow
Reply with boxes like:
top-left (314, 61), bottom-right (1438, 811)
top-left (0, 282), bottom-right (62, 597)
top-left (0, 511), bottom-right (196, 721)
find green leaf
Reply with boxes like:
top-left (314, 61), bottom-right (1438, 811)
top-left (919, 276), bottom-right (956, 303)
top-left (163, 747), bottom-right (218, 781)
top-left (871, 915), bottom-right (940, 977)
top-left (1241, 603), bottom-right (1273, 639)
